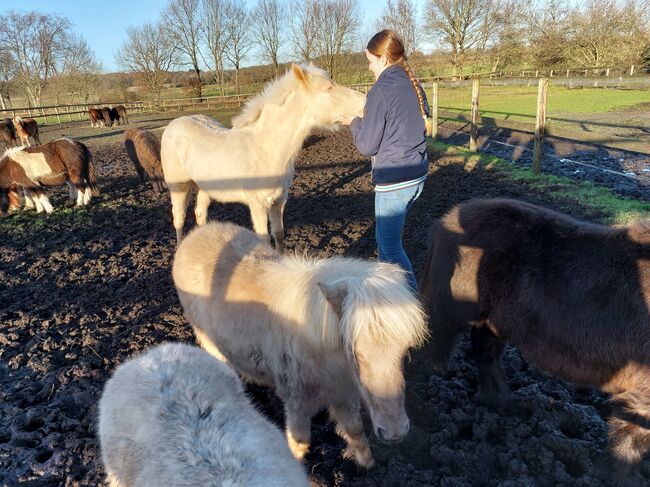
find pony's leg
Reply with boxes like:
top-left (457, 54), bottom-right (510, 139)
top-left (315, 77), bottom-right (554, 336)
top-left (169, 182), bottom-right (192, 244)
top-left (194, 189), bottom-right (211, 226)
top-left (606, 389), bottom-right (650, 482)
top-left (470, 325), bottom-right (515, 407)
top-left (30, 190), bottom-right (53, 214)
top-left (285, 399), bottom-right (316, 462)
top-left (329, 401), bottom-right (375, 469)
top-left (248, 202), bottom-right (270, 243)
top-left (269, 198), bottom-right (286, 253)
top-left (23, 188), bottom-right (35, 210)
top-left (65, 181), bottom-right (77, 206)
top-left (83, 187), bottom-right (92, 205)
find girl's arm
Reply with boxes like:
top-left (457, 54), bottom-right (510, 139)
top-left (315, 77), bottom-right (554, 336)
top-left (349, 88), bottom-right (387, 157)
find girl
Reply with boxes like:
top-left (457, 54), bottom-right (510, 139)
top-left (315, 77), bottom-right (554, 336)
top-left (346, 29), bottom-right (431, 292)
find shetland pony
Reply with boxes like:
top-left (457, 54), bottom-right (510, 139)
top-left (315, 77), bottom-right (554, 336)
top-left (88, 108), bottom-right (105, 128)
top-left (116, 105), bottom-right (129, 125)
top-left (0, 118), bottom-right (17, 148)
top-left (0, 138), bottom-right (98, 215)
top-left (420, 198), bottom-right (650, 481)
top-left (98, 343), bottom-right (310, 487)
top-left (172, 222), bottom-right (428, 469)
top-left (123, 128), bottom-right (165, 193)
top-left (161, 63), bottom-right (366, 251)
top-left (101, 107), bottom-right (112, 127)
top-left (12, 117), bottom-right (41, 147)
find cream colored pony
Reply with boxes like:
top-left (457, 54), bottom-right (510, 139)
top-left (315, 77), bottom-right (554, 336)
top-left (172, 222), bottom-right (428, 469)
top-left (161, 63), bottom-right (366, 251)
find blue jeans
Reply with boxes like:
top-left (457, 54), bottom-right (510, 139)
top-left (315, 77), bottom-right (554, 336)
top-left (374, 180), bottom-right (425, 292)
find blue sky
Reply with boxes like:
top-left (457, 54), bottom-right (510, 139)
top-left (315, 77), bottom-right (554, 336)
top-left (8, 0), bottom-right (387, 72)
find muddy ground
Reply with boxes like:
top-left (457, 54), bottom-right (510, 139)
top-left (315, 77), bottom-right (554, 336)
top-left (1, 112), bottom-right (648, 486)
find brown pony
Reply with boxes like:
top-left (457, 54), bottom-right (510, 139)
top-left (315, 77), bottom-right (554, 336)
top-left (124, 127), bottom-right (165, 193)
top-left (88, 108), bottom-right (104, 128)
top-left (420, 198), bottom-right (650, 481)
top-left (101, 107), bottom-right (112, 127)
top-left (116, 105), bottom-right (129, 125)
top-left (0, 118), bottom-right (17, 148)
top-left (12, 117), bottom-right (41, 147)
top-left (0, 138), bottom-right (98, 215)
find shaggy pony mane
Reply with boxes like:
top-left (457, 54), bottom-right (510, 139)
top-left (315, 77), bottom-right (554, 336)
top-left (231, 63), bottom-right (330, 129)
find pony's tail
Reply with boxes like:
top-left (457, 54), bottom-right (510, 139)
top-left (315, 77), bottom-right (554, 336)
top-left (83, 143), bottom-right (100, 196)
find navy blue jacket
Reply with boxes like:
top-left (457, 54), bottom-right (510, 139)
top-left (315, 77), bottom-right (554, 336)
top-left (350, 64), bottom-right (429, 185)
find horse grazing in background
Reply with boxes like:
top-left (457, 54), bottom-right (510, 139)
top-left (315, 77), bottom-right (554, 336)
top-left (173, 222), bottom-right (428, 468)
top-left (88, 108), bottom-right (104, 128)
top-left (116, 105), bottom-right (129, 125)
top-left (12, 117), bottom-right (41, 147)
top-left (0, 138), bottom-right (98, 215)
top-left (0, 118), bottom-right (17, 148)
top-left (420, 198), bottom-right (650, 482)
top-left (101, 107), bottom-right (112, 127)
top-left (161, 62), bottom-right (366, 251)
top-left (109, 107), bottom-right (121, 126)
top-left (124, 127), bottom-right (165, 193)
top-left (98, 343), bottom-right (310, 487)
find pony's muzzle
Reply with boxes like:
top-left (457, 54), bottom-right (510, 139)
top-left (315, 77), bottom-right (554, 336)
top-left (375, 417), bottom-right (410, 443)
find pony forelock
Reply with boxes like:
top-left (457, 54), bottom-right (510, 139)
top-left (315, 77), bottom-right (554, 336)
top-left (231, 63), bottom-right (330, 129)
top-left (336, 262), bottom-right (429, 357)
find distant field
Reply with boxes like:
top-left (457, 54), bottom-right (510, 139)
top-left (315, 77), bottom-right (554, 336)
top-left (436, 85), bottom-right (650, 139)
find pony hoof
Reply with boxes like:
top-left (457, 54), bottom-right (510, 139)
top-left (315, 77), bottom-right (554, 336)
top-left (343, 446), bottom-right (375, 469)
top-left (287, 437), bottom-right (309, 463)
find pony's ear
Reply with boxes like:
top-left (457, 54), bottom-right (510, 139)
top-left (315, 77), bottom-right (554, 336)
top-left (291, 63), bottom-right (309, 86)
top-left (318, 281), bottom-right (348, 318)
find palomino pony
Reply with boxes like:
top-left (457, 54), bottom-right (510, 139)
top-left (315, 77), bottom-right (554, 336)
top-left (98, 343), bottom-right (309, 487)
top-left (173, 222), bottom-right (428, 468)
top-left (420, 198), bottom-right (650, 483)
top-left (0, 138), bottom-right (98, 215)
top-left (12, 117), bottom-right (41, 147)
top-left (161, 63), bottom-right (366, 251)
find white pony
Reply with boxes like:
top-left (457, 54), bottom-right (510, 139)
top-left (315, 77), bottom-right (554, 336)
top-left (161, 63), bottom-right (366, 251)
top-left (172, 222), bottom-right (428, 469)
top-left (98, 342), bottom-right (310, 487)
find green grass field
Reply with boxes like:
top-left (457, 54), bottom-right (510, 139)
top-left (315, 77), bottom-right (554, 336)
top-left (436, 84), bottom-right (650, 124)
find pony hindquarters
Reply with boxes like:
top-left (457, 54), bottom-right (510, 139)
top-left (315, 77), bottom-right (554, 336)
top-left (420, 198), bottom-right (650, 479)
top-left (172, 221), bottom-right (428, 469)
top-left (98, 343), bottom-right (309, 487)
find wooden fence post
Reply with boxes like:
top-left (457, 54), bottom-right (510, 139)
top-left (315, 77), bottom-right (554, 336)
top-left (470, 78), bottom-right (480, 152)
top-left (54, 107), bottom-right (61, 124)
top-left (532, 78), bottom-right (549, 174)
top-left (606, 68), bottom-right (610, 76)
top-left (630, 65), bottom-right (635, 76)
top-left (431, 81), bottom-right (438, 140)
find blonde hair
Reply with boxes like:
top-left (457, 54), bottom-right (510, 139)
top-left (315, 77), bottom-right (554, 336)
top-left (367, 29), bottom-right (432, 136)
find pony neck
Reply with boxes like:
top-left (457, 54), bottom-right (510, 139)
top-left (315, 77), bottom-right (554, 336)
top-left (241, 90), bottom-right (314, 170)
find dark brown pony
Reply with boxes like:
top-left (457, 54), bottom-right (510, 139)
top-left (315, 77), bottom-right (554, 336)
top-left (101, 107), bottom-right (112, 127)
top-left (0, 118), bottom-right (17, 148)
top-left (124, 127), bottom-right (165, 193)
top-left (109, 107), bottom-right (120, 125)
top-left (12, 117), bottom-right (41, 147)
top-left (116, 105), bottom-right (129, 125)
top-left (0, 138), bottom-right (98, 215)
top-left (420, 198), bottom-right (650, 482)
top-left (89, 108), bottom-right (104, 128)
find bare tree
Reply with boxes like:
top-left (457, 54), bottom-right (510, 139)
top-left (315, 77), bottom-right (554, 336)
top-left (0, 50), bottom-right (16, 109)
top-left (163, 0), bottom-right (204, 97)
top-left (526, 0), bottom-right (571, 69)
top-left (0, 11), bottom-right (71, 106)
top-left (290, 0), bottom-right (320, 61)
top-left (251, 0), bottom-right (285, 76)
top-left (223, 0), bottom-right (252, 94)
top-left (566, 0), bottom-right (650, 67)
top-left (313, 0), bottom-right (362, 80)
top-left (481, 0), bottom-right (527, 72)
top-left (376, 0), bottom-right (419, 58)
top-left (425, 0), bottom-right (497, 77)
top-left (200, 0), bottom-right (230, 95)
top-left (115, 22), bottom-right (178, 104)
top-left (55, 35), bottom-right (103, 103)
